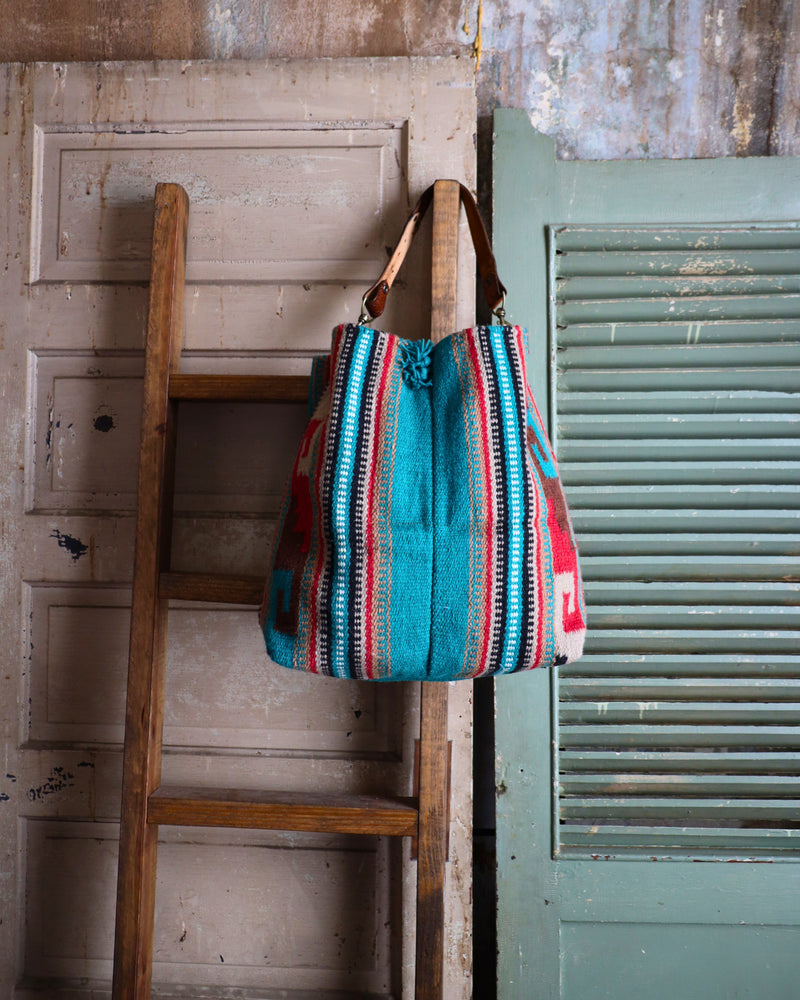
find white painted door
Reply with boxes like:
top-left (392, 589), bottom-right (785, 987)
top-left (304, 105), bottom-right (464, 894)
top-left (0, 58), bottom-right (476, 999)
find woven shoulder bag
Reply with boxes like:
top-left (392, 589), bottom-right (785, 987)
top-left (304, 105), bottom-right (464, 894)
top-left (261, 183), bottom-right (586, 680)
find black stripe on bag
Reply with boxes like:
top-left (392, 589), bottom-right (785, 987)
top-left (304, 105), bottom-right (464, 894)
top-left (503, 326), bottom-right (536, 674)
top-left (319, 325), bottom-right (357, 676)
top-left (347, 331), bottom-right (382, 680)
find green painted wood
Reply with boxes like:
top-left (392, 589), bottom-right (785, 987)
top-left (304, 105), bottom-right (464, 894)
top-left (560, 274), bottom-right (800, 298)
top-left (561, 676), bottom-right (800, 699)
top-left (562, 461), bottom-right (800, 486)
top-left (559, 321), bottom-right (800, 345)
top-left (565, 654), bottom-right (800, 675)
top-left (558, 366), bottom-right (799, 391)
top-left (559, 294), bottom-right (800, 323)
top-left (557, 343), bottom-right (800, 368)
top-left (561, 922), bottom-right (800, 999)
top-left (494, 108), bottom-right (800, 1000)
top-left (560, 702), bottom-right (800, 724)
top-left (560, 725), bottom-right (800, 748)
top-left (564, 410), bottom-right (800, 429)
top-left (578, 521), bottom-right (800, 544)
top-left (560, 797), bottom-right (800, 820)
top-left (566, 484), bottom-right (798, 510)
top-left (554, 228), bottom-right (800, 251)
top-left (559, 750), bottom-right (800, 772)
top-left (557, 248), bottom-right (800, 276)
top-left (560, 773), bottom-right (800, 796)
top-left (581, 630), bottom-right (800, 653)
top-left (577, 534), bottom-right (800, 556)
top-left (583, 581), bottom-right (800, 602)
top-left (577, 554), bottom-right (800, 580)
top-left (580, 604), bottom-right (800, 626)
top-left (558, 388), bottom-right (800, 412)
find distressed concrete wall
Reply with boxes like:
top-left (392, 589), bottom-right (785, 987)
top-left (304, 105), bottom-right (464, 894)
top-left (4, 0), bottom-right (799, 160)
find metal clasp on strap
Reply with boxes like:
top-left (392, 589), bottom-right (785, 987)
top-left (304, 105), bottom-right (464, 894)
top-left (358, 291), bottom-right (374, 327)
top-left (493, 294), bottom-right (507, 325)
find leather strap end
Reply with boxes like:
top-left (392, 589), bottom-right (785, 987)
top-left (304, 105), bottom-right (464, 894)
top-left (364, 280), bottom-right (389, 319)
top-left (481, 273), bottom-right (507, 312)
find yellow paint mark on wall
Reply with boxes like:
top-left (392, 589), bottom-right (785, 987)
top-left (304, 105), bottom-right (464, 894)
top-left (472, 0), bottom-right (483, 73)
top-left (731, 94), bottom-right (754, 155)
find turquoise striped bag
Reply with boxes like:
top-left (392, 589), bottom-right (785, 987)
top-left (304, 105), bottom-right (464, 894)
top-left (261, 185), bottom-right (586, 680)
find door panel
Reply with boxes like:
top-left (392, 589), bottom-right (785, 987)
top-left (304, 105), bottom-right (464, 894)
top-left (494, 109), bottom-right (800, 999)
top-left (0, 58), bottom-right (476, 998)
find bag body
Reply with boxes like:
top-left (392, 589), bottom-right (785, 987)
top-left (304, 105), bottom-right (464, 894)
top-left (261, 320), bottom-right (586, 680)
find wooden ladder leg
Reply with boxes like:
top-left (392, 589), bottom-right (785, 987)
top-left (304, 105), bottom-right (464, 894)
top-left (415, 681), bottom-right (451, 1000)
top-left (415, 178), bottom-right (461, 1000)
top-left (112, 183), bottom-right (189, 1000)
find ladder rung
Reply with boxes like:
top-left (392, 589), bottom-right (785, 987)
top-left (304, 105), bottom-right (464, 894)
top-left (148, 785), bottom-right (419, 836)
top-left (169, 373), bottom-right (310, 402)
top-left (159, 571), bottom-right (264, 605)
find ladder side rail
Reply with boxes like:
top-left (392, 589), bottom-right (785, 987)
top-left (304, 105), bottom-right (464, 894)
top-left (112, 183), bottom-right (190, 1000)
top-left (415, 179), bottom-right (462, 1000)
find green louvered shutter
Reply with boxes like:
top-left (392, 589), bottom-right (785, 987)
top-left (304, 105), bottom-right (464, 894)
top-left (553, 224), bottom-right (800, 861)
top-left (494, 109), bottom-right (800, 1000)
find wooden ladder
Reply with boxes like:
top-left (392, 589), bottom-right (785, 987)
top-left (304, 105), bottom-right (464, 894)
top-left (111, 181), bottom-right (463, 999)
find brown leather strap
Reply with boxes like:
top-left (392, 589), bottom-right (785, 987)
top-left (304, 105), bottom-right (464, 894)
top-left (361, 181), bottom-right (507, 321)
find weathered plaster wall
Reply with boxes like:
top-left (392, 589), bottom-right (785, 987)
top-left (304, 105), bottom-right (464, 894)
top-left (5, 0), bottom-right (798, 161)
top-left (480, 0), bottom-right (800, 158)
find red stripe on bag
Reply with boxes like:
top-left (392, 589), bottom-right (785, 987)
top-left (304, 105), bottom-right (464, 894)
top-left (363, 342), bottom-right (394, 679)
top-left (305, 383), bottom-right (335, 674)
top-left (526, 380), bottom-right (549, 668)
top-left (466, 329), bottom-right (495, 677)
top-left (514, 325), bottom-right (546, 669)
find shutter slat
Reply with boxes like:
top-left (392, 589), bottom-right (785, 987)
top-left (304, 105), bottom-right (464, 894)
top-left (559, 750), bottom-right (800, 773)
top-left (560, 725), bottom-right (800, 748)
top-left (560, 413), bottom-right (800, 439)
top-left (558, 389), bottom-right (800, 414)
top-left (578, 556), bottom-right (800, 582)
top-left (574, 512), bottom-right (800, 534)
top-left (561, 677), bottom-right (800, 700)
top-left (558, 294), bottom-right (800, 324)
top-left (559, 826), bottom-right (800, 860)
top-left (562, 439), bottom-right (799, 461)
top-left (583, 631), bottom-right (800, 654)
top-left (559, 320), bottom-right (800, 347)
top-left (583, 606), bottom-right (799, 628)
top-left (579, 536), bottom-right (799, 557)
top-left (566, 484), bottom-right (799, 510)
top-left (563, 655), bottom-right (800, 678)
top-left (560, 702), bottom-right (800, 725)
top-left (560, 774), bottom-right (800, 797)
top-left (557, 249), bottom-right (800, 278)
top-left (559, 275), bottom-right (800, 299)
top-left (561, 461), bottom-right (800, 485)
top-left (583, 582), bottom-right (800, 602)
top-left (560, 798), bottom-right (800, 820)
top-left (558, 367), bottom-right (798, 391)
top-left (558, 343), bottom-right (800, 370)
top-left (553, 227), bottom-right (800, 252)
